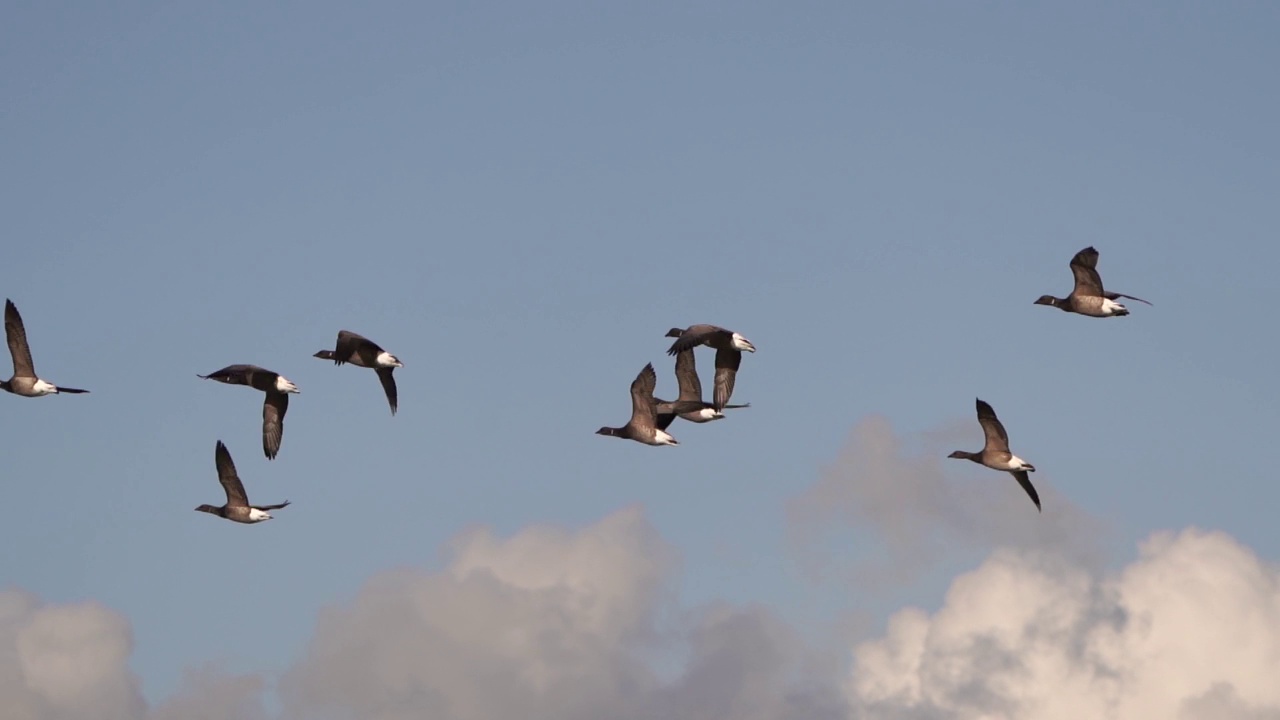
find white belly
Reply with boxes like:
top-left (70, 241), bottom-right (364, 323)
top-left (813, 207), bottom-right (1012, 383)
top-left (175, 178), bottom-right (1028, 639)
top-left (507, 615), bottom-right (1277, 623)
top-left (31, 379), bottom-right (58, 396)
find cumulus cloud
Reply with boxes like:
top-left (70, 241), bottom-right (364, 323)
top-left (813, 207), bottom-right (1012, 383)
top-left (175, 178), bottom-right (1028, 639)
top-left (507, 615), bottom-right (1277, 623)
top-left (0, 588), bottom-right (146, 720)
top-left (8, 502), bottom-right (1280, 720)
top-left (848, 527), bottom-right (1280, 720)
top-left (787, 415), bottom-right (1110, 586)
top-left (278, 505), bottom-right (842, 720)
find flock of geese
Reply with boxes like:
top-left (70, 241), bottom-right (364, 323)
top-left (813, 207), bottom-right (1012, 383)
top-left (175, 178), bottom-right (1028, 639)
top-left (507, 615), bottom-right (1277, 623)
top-left (4, 246), bottom-right (1148, 519)
top-left (590, 245), bottom-right (1151, 513)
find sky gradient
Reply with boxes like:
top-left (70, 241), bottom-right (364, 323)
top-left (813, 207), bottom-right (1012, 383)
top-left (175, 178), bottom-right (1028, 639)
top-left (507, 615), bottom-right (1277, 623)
top-left (3, 3), bottom-right (1279, 718)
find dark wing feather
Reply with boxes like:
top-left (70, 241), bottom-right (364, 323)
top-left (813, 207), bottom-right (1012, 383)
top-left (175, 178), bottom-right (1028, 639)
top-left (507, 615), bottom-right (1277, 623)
top-left (666, 324), bottom-right (727, 355)
top-left (1104, 291), bottom-right (1153, 306)
top-left (975, 399), bottom-right (1011, 452)
top-left (655, 412), bottom-right (677, 430)
top-left (1012, 470), bottom-right (1042, 512)
top-left (4, 299), bottom-right (36, 378)
top-left (214, 440), bottom-right (250, 507)
top-left (376, 367), bottom-right (398, 415)
top-left (628, 363), bottom-right (658, 432)
top-left (672, 347), bottom-right (704, 401)
top-left (712, 348), bottom-right (741, 411)
top-left (262, 392), bottom-right (288, 460)
top-left (253, 500), bottom-right (291, 511)
top-left (1068, 246), bottom-right (1105, 297)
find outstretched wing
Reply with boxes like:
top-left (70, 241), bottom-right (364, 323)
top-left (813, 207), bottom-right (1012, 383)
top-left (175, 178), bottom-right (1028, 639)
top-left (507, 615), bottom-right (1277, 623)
top-left (666, 324), bottom-right (728, 356)
top-left (214, 440), bottom-right (250, 507)
top-left (1104, 291), bottom-right (1153, 306)
top-left (628, 363), bottom-right (658, 432)
top-left (712, 348), bottom-right (741, 411)
top-left (253, 500), bottom-right (291, 511)
top-left (1012, 471), bottom-right (1041, 512)
top-left (262, 392), bottom-right (289, 460)
top-left (376, 367), bottom-right (398, 415)
top-left (1068, 246), bottom-right (1105, 297)
top-left (975, 398), bottom-right (1011, 452)
top-left (672, 346), bottom-right (704, 401)
top-left (334, 330), bottom-right (374, 365)
top-left (4, 299), bottom-right (36, 378)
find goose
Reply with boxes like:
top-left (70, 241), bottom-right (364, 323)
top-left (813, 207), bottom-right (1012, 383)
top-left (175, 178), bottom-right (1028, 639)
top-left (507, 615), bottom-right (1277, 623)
top-left (665, 324), bottom-right (755, 411)
top-left (948, 398), bottom-right (1041, 512)
top-left (654, 330), bottom-right (750, 426)
top-left (1034, 246), bottom-right (1152, 317)
top-left (2, 299), bottom-right (89, 397)
top-left (595, 363), bottom-right (678, 446)
top-left (313, 330), bottom-right (403, 415)
top-left (197, 364), bottom-right (299, 460)
top-left (195, 440), bottom-right (290, 523)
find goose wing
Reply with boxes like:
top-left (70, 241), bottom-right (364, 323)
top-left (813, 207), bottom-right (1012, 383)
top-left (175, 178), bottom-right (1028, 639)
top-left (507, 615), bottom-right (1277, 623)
top-left (376, 367), bottom-right (398, 415)
top-left (253, 500), bottom-right (291, 511)
top-left (4, 299), bottom-right (36, 378)
top-left (712, 348), bottom-right (741, 411)
top-left (628, 363), bottom-right (658, 433)
top-left (1104, 291), bottom-right (1153, 306)
top-left (975, 398), bottom-right (1011, 452)
top-left (1012, 470), bottom-right (1042, 512)
top-left (1068, 246), bottom-right (1106, 297)
top-left (673, 346), bottom-right (704, 401)
top-left (262, 392), bottom-right (288, 460)
top-left (214, 440), bottom-right (250, 508)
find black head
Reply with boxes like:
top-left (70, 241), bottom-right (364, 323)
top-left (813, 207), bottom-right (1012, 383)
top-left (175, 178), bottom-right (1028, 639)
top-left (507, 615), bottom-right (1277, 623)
top-left (947, 450), bottom-right (978, 462)
top-left (665, 327), bottom-right (685, 338)
top-left (1033, 295), bottom-right (1063, 308)
top-left (0, 379), bottom-right (10, 392)
top-left (194, 504), bottom-right (224, 516)
top-left (596, 426), bottom-right (618, 437)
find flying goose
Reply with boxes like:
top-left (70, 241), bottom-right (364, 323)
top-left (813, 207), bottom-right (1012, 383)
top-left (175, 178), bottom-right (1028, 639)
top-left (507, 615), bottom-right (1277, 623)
top-left (948, 398), bottom-right (1041, 512)
top-left (197, 364), bottom-right (299, 460)
top-left (665, 324), bottom-right (755, 411)
top-left (195, 440), bottom-right (290, 523)
top-left (313, 330), bottom-right (403, 415)
top-left (2, 299), bottom-right (89, 397)
top-left (1034, 246), bottom-right (1152, 317)
top-left (595, 363), bottom-right (678, 446)
top-left (654, 331), bottom-right (750, 427)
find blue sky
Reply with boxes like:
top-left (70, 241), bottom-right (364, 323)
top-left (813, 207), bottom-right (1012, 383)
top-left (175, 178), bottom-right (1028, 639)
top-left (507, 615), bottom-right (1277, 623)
top-left (3, 1), bottom-right (1279, 713)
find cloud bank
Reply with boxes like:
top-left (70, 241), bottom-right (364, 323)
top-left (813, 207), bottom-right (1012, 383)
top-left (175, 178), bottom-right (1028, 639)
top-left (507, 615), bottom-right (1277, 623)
top-left (5, 423), bottom-right (1278, 720)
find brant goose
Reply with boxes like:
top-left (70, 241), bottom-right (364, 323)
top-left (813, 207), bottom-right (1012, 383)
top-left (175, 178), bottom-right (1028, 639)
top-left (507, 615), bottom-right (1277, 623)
top-left (948, 398), bottom-right (1041, 512)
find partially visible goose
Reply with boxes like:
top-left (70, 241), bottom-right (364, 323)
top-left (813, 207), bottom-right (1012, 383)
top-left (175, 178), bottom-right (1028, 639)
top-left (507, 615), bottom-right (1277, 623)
top-left (2, 299), bottom-right (89, 397)
top-left (195, 440), bottom-right (290, 523)
top-left (197, 364), bottom-right (299, 460)
top-left (665, 324), bottom-right (755, 411)
top-left (313, 330), bottom-right (403, 415)
top-left (596, 363), bottom-right (678, 446)
top-left (1034, 246), bottom-right (1152, 317)
top-left (655, 331), bottom-right (750, 426)
top-left (948, 398), bottom-right (1041, 512)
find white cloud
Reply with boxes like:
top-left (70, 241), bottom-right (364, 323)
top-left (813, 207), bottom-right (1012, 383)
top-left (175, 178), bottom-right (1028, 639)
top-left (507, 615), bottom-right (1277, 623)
top-left (0, 588), bottom-right (146, 720)
top-left (848, 527), bottom-right (1280, 720)
top-left (787, 416), bottom-right (1109, 586)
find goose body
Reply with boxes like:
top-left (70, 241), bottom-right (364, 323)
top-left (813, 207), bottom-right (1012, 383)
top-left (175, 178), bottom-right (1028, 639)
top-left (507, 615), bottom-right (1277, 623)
top-left (197, 364), bottom-right (299, 460)
top-left (596, 363), bottom-right (679, 446)
top-left (195, 440), bottom-right (290, 524)
top-left (1034, 246), bottom-right (1151, 318)
top-left (2, 299), bottom-right (90, 397)
top-left (665, 324), bottom-right (755, 411)
top-left (948, 398), bottom-right (1041, 512)
top-left (313, 330), bottom-right (402, 415)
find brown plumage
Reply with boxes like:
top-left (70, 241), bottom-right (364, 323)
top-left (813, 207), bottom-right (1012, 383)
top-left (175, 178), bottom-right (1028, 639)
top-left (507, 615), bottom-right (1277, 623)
top-left (197, 364), bottom-right (299, 460)
top-left (313, 330), bottom-right (402, 415)
top-left (2, 299), bottom-right (89, 397)
top-left (948, 398), bottom-right (1041, 512)
top-left (1034, 246), bottom-right (1152, 317)
top-left (194, 440), bottom-right (290, 524)
top-left (596, 363), bottom-right (679, 446)
top-left (665, 324), bottom-right (756, 410)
